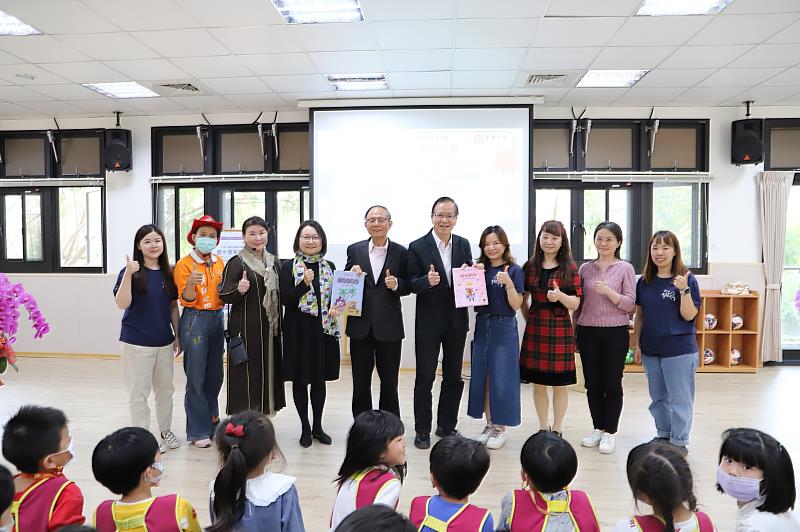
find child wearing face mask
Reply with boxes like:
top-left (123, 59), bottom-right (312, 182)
top-left (717, 428), bottom-right (800, 531)
top-left (1, 405), bottom-right (85, 531)
top-left (91, 427), bottom-right (201, 531)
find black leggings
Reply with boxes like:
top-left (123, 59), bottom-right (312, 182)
top-left (292, 381), bottom-right (327, 433)
top-left (576, 325), bottom-right (629, 434)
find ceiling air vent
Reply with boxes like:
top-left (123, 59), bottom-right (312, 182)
top-left (527, 74), bottom-right (567, 86)
top-left (159, 83), bottom-right (201, 93)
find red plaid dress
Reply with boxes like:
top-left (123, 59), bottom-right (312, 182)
top-left (520, 264), bottom-right (582, 386)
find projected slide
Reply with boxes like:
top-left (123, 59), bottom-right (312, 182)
top-left (312, 107), bottom-right (530, 269)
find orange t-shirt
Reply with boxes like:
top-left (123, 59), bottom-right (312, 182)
top-left (174, 250), bottom-right (225, 310)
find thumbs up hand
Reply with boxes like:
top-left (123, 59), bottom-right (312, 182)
top-left (187, 263), bottom-right (204, 286)
top-left (547, 279), bottom-right (562, 302)
top-left (496, 265), bottom-right (512, 287)
top-left (385, 269), bottom-right (397, 290)
top-left (237, 269), bottom-right (250, 294)
top-left (124, 255), bottom-right (140, 276)
top-left (427, 264), bottom-right (440, 287)
top-left (300, 264), bottom-right (315, 286)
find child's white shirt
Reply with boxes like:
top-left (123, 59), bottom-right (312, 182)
top-left (735, 497), bottom-right (800, 531)
top-left (329, 468), bottom-right (400, 532)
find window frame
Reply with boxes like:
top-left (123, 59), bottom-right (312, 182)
top-left (764, 118), bottom-right (800, 171)
top-left (531, 119), bottom-right (575, 172)
top-left (152, 126), bottom-right (212, 176)
top-left (642, 120), bottom-right (709, 172)
top-left (781, 172), bottom-right (800, 362)
top-left (579, 119), bottom-right (642, 172)
top-left (0, 131), bottom-right (52, 179)
top-left (55, 129), bottom-right (105, 178)
top-left (274, 122), bottom-right (310, 174)
top-left (211, 124), bottom-right (270, 175)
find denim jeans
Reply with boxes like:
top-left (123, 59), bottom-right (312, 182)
top-left (467, 314), bottom-right (521, 427)
top-left (642, 352), bottom-right (698, 447)
top-left (179, 308), bottom-right (224, 441)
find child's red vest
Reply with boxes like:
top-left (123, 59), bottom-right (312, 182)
top-left (508, 489), bottom-right (600, 531)
top-left (633, 512), bottom-right (714, 531)
top-left (11, 475), bottom-right (74, 532)
top-left (410, 495), bottom-right (490, 531)
top-left (94, 494), bottom-right (182, 532)
top-left (352, 468), bottom-right (399, 509)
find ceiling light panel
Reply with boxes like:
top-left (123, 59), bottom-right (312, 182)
top-left (82, 82), bottom-right (160, 99)
top-left (577, 69), bottom-right (649, 87)
top-left (271, 0), bottom-right (364, 24)
top-left (637, 0), bottom-right (732, 16)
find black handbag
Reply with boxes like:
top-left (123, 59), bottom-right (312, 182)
top-left (225, 258), bottom-right (249, 366)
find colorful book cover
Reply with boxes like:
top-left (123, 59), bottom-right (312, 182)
top-left (453, 266), bottom-right (488, 308)
top-left (331, 270), bottom-right (365, 317)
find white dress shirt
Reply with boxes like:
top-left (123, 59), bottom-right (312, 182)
top-left (432, 231), bottom-right (453, 286)
top-left (368, 239), bottom-right (388, 283)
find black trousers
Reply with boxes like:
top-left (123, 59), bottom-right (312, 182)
top-left (413, 330), bottom-right (467, 435)
top-left (350, 330), bottom-right (402, 418)
top-left (576, 325), bottom-right (629, 434)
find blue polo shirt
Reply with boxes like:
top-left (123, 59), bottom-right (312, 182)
top-left (636, 274), bottom-right (701, 357)
top-left (476, 263), bottom-right (524, 316)
top-left (113, 267), bottom-right (176, 347)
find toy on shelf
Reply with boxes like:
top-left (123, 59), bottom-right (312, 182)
top-left (704, 313), bottom-right (718, 330)
top-left (731, 348), bottom-right (742, 366)
top-left (703, 348), bottom-right (715, 365)
top-left (625, 347), bottom-right (634, 365)
top-left (721, 282), bottom-right (750, 295)
top-left (731, 313), bottom-right (744, 330)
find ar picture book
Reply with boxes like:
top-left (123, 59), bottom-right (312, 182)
top-left (453, 266), bottom-right (488, 308)
top-left (331, 270), bottom-right (365, 316)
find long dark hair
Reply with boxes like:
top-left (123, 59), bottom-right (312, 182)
top-left (131, 225), bottom-right (177, 298)
top-left (718, 428), bottom-right (796, 514)
top-left (208, 411), bottom-right (283, 532)
top-left (593, 221), bottom-right (624, 260)
top-left (336, 410), bottom-right (406, 485)
top-left (523, 220), bottom-right (575, 288)
top-left (626, 442), bottom-right (698, 532)
top-left (642, 230), bottom-right (689, 283)
top-left (477, 225), bottom-right (515, 268)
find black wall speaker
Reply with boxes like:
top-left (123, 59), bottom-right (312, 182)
top-left (104, 128), bottom-right (132, 171)
top-left (731, 119), bottom-right (764, 165)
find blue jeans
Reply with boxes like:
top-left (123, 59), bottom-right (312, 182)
top-left (642, 352), bottom-right (698, 447)
top-left (467, 314), bottom-right (521, 427)
top-left (179, 308), bottom-right (224, 441)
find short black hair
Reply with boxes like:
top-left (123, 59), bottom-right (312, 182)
top-left (2, 405), bottom-right (68, 474)
top-left (718, 428), bottom-right (796, 514)
top-left (334, 504), bottom-right (416, 532)
top-left (363, 205), bottom-right (392, 220)
top-left (0, 464), bottom-right (13, 514)
top-left (57, 527), bottom-right (98, 532)
top-left (520, 431), bottom-right (578, 493)
top-left (241, 216), bottom-right (271, 234)
top-left (92, 427), bottom-right (159, 496)
top-left (429, 436), bottom-right (489, 500)
top-left (430, 196), bottom-right (459, 216)
top-left (293, 220), bottom-right (328, 256)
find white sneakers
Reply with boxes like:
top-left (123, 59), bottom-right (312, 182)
top-left (486, 427), bottom-right (507, 450)
top-left (581, 429), bottom-right (616, 454)
top-left (472, 425), bottom-right (493, 444)
top-left (581, 429), bottom-right (604, 448)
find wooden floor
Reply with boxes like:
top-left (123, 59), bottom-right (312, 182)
top-left (1, 357), bottom-right (798, 530)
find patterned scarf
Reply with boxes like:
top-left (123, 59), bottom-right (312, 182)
top-left (238, 248), bottom-right (280, 337)
top-left (292, 252), bottom-right (337, 336)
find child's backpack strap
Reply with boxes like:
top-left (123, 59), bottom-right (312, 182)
top-left (146, 494), bottom-right (181, 532)
top-left (94, 500), bottom-right (117, 532)
top-left (354, 468), bottom-right (397, 509)
top-left (409, 495), bottom-right (431, 529)
top-left (695, 510), bottom-right (715, 532)
top-left (633, 515), bottom-right (664, 532)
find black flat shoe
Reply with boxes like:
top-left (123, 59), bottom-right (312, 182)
top-left (435, 427), bottom-right (461, 438)
top-left (312, 430), bottom-right (332, 445)
top-left (299, 431), bottom-right (312, 448)
top-left (414, 433), bottom-right (431, 449)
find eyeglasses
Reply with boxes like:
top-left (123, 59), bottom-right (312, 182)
top-left (433, 214), bottom-right (456, 221)
top-left (366, 217), bottom-right (389, 225)
top-left (300, 235), bottom-right (321, 242)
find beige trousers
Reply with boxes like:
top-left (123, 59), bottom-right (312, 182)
top-left (120, 342), bottom-right (175, 434)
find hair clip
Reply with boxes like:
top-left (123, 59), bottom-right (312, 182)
top-left (225, 422), bottom-right (245, 437)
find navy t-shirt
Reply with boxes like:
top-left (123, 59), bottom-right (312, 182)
top-left (636, 274), bottom-right (701, 357)
top-left (476, 263), bottom-right (524, 316)
top-left (113, 267), bottom-right (177, 347)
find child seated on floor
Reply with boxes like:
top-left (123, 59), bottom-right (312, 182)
top-left (1, 405), bottom-right (85, 531)
top-left (91, 427), bottom-right (201, 531)
top-left (409, 435), bottom-right (494, 531)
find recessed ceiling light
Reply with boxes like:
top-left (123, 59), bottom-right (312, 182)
top-left (577, 70), bottom-right (649, 88)
top-left (270, 0), bottom-right (364, 24)
top-left (0, 9), bottom-right (41, 35)
top-left (82, 82), bottom-right (159, 99)
top-left (637, 0), bottom-right (732, 16)
top-left (327, 73), bottom-right (388, 91)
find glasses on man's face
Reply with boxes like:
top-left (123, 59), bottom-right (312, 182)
top-left (366, 217), bottom-right (389, 225)
top-left (433, 214), bottom-right (456, 221)
top-left (300, 235), bottom-right (321, 242)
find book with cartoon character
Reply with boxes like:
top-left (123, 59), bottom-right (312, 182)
top-left (331, 270), bottom-right (365, 317)
top-left (452, 266), bottom-right (488, 308)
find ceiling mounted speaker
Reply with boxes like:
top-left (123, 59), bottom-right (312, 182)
top-left (104, 128), bottom-right (132, 171)
top-left (731, 119), bottom-right (763, 165)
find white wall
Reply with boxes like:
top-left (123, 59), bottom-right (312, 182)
top-left (4, 105), bottom-right (796, 364)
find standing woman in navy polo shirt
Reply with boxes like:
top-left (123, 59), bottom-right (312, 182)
top-left (113, 224), bottom-right (182, 454)
top-left (631, 230), bottom-right (701, 452)
top-left (467, 226), bottom-right (524, 450)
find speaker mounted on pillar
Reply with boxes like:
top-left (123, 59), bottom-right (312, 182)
top-left (104, 112), bottom-right (132, 171)
top-left (731, 101), bottom-right (763, 166)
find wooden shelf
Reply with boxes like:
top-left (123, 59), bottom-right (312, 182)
top-left (624, 290), bottom-right (760, 374)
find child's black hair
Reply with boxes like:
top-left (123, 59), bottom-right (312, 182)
top-left (334, 504), bottom-right (416, 532)
top-left (336, 410), bottom-right (406, 485)
top-left (627, 441), bottom-right (698, 532)
top-left (2, 405), bottom-right (68, 474)
top-left (718, 427), bottom-right (796, 514)
top-left (0, 464), bottom-right (14, 514)
top-left (429, 436), bottom-right (490, 500)
top-left (91, 427), bottom-right (159, 496)
top-left (57, 527), bottom-right (98, 532)
top-left (520, 431), bottom-right (578, 493)
top-left (208, 410), bottom-right (282, 532)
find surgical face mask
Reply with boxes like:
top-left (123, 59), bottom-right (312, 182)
top-left (148, 461), bottom-right (165, 487)
top-left (195, 236), bottom-right (217, 254)
top-left (46, 436), bottom-right (76, 471)
top-left (717, 465), bottom-right (762, 503)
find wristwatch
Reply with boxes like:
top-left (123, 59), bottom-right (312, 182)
top-left (681, 286), bottom-right (691, 295)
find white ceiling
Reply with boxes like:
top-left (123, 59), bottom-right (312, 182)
top-left (0, 0), bottom-right (798, 118)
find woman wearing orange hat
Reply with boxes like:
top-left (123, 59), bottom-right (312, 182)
top-left (173, 215), bottom-right (226, 448)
